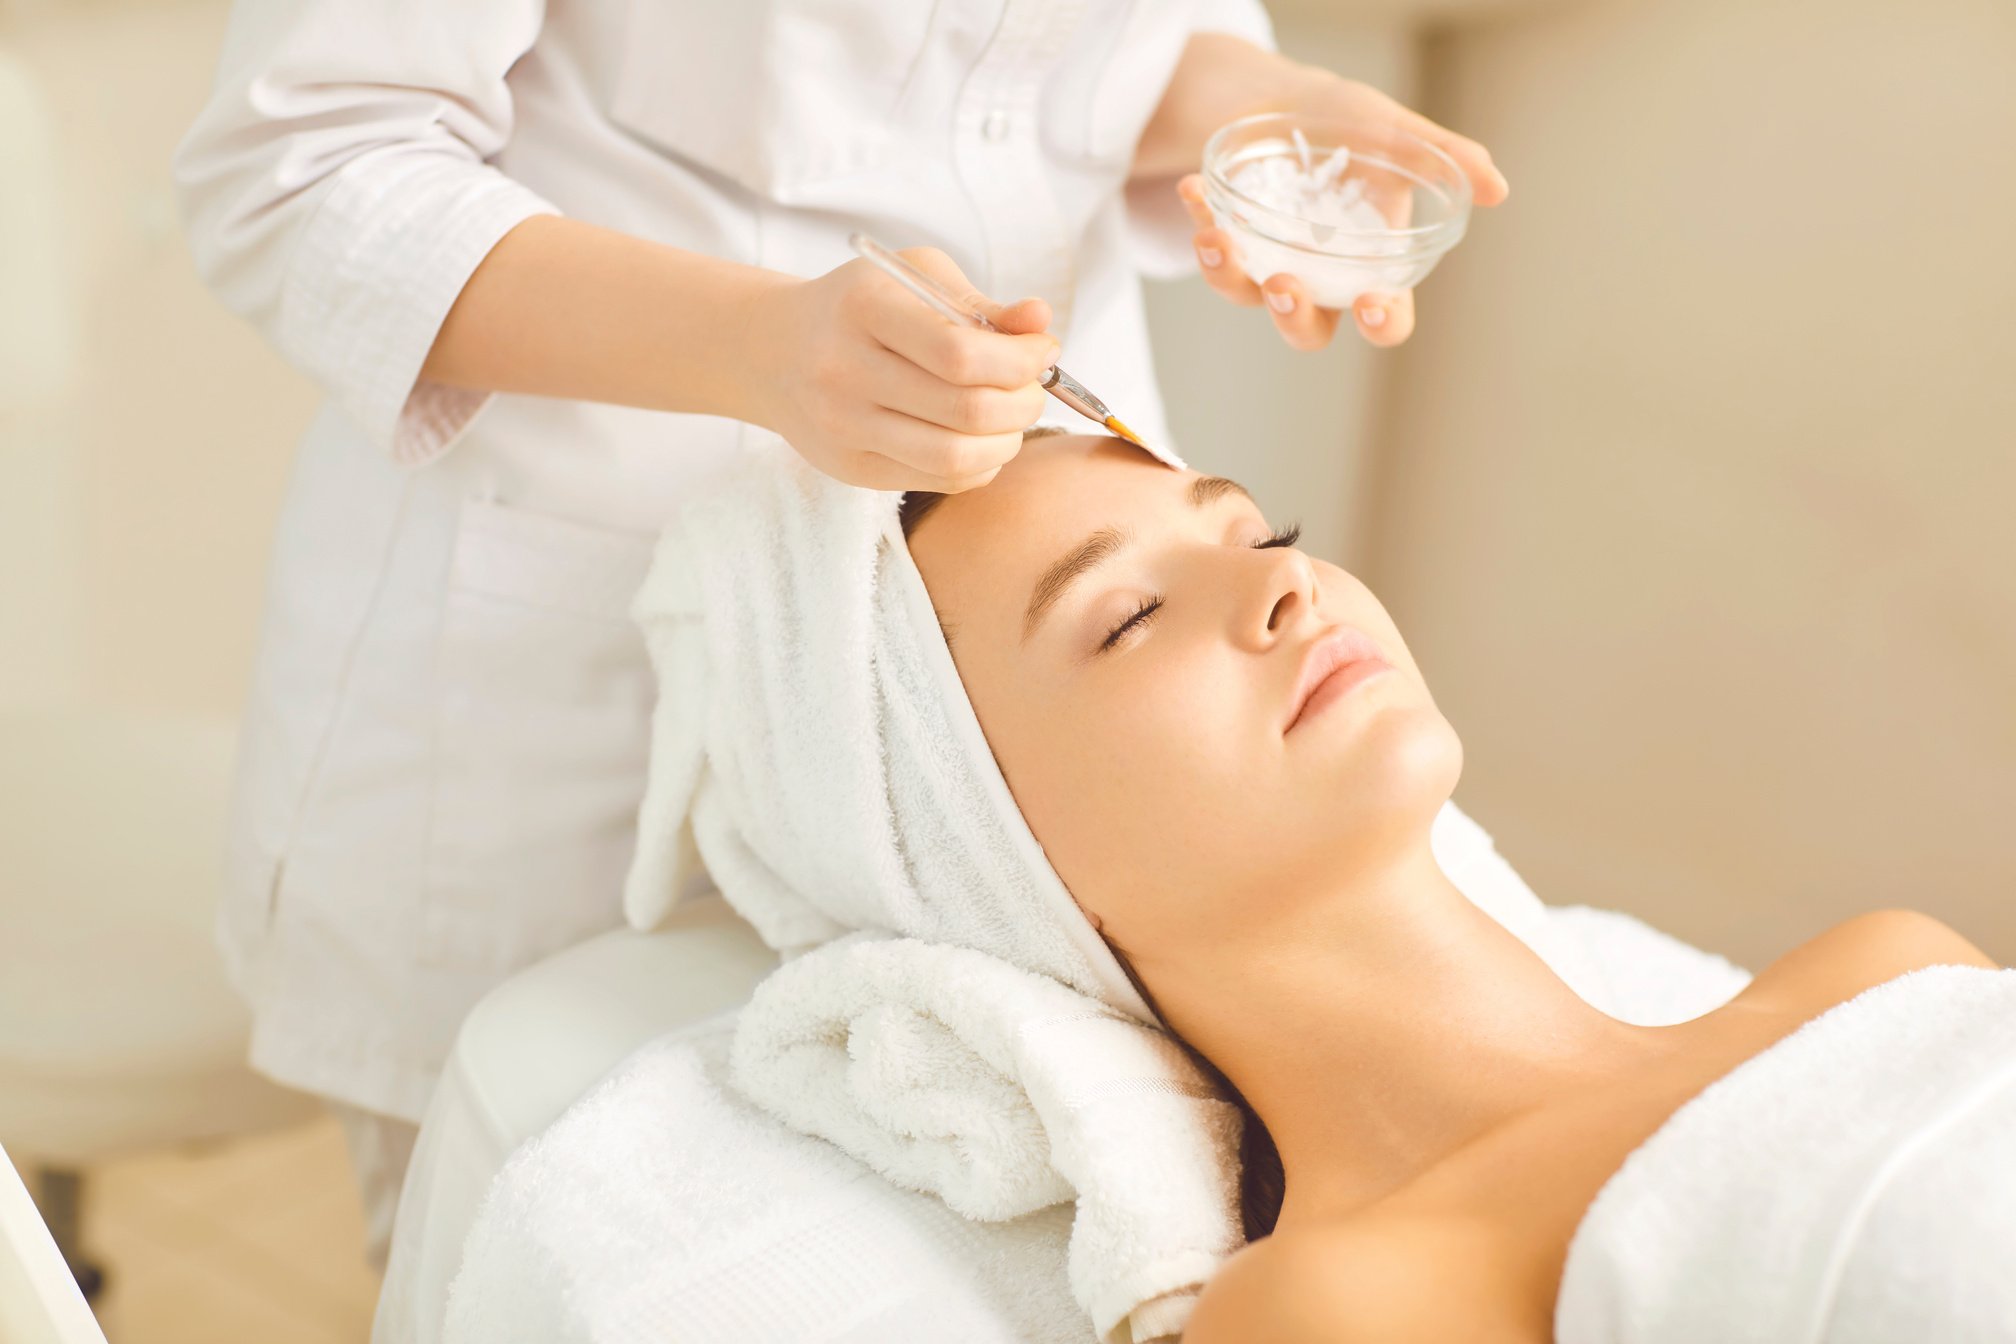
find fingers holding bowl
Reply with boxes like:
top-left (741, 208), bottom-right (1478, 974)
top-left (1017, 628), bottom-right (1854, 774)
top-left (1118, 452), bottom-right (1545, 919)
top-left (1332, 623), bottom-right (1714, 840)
top-left (1179, 175), bottom-right (1265, 307)
top-left (1353, 290), bottom-right (1414, 346)
top-left (1195, 228), bottom-right (1266, 307)
top-left (1258, 274), bottom-right (1343, 352)
top-left (1180, 170), bottom-right (1416, 350)
top-left (1177, 172), bottom-right (1214, 229)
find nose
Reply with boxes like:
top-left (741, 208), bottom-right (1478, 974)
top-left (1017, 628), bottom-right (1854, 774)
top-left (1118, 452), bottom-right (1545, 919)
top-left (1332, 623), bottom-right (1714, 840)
top-left (1237, 545), bottom-right (1319, 651)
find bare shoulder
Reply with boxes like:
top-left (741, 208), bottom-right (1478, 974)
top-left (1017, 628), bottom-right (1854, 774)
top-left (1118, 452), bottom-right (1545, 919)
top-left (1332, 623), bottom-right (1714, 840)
top-left (1184, 1212), bottom-right (1542, 1344)
top-left (1751, 909), bottom-right (1999, 1008)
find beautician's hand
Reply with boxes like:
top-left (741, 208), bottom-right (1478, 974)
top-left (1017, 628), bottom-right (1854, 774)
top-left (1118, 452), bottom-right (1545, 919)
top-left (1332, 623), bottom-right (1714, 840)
top-left (742, 248), bottom-right (1058, 493)
top-left (1175, 81), bottom-right (1509, 351)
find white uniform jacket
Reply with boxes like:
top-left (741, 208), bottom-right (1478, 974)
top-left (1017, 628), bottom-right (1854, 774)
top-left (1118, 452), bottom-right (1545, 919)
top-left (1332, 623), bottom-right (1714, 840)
top-left (174, 0), bottom-right (1275, 1122)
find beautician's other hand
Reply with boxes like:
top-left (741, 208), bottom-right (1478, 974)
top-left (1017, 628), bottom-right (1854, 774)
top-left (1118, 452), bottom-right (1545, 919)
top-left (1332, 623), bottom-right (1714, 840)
top-left (1176, 83), bottom-right (1509, 351)
top-left (742, 248), bottom-right (1058, 493)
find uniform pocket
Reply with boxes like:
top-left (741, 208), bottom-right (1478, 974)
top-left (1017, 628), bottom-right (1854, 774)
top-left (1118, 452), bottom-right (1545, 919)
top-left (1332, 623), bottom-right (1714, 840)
top-left (419, 499), bottom-right (660, 975)
top-left (608, 0), bottom-right (942, 199)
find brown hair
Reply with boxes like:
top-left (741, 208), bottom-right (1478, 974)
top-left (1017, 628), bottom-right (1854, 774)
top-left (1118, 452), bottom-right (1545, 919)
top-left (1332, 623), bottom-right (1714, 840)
top-left (898, 488), bottom-right (946, 536)
top-left (1106, 944), bottom-right (1285, 1241)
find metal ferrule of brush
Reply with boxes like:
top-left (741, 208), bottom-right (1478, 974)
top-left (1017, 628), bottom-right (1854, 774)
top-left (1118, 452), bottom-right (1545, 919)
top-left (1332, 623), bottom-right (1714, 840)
top-left (1042, 366), bottom-right (1109, 424)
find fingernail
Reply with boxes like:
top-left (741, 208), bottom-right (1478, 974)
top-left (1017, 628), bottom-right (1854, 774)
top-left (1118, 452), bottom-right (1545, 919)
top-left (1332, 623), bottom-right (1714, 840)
top-left (1360, 304), bottom-right (1386, 328)
top-left (1198, 245), bottom-right (1223, 268)
top-left (1267, 290), bottom-right (1296, 314)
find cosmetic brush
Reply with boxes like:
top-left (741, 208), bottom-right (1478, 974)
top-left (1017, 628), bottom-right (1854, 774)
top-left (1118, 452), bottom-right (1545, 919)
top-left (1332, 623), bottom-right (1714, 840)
top-left (847, 232), bottom-right (1184, 469)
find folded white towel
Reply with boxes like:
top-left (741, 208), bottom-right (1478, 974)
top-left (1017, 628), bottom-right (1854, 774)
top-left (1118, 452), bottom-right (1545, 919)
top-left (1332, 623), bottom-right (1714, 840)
top-left (1556, 965), bottom-right (2016, 1344)
top-left (730, 934), bottom-right (1242, 1338)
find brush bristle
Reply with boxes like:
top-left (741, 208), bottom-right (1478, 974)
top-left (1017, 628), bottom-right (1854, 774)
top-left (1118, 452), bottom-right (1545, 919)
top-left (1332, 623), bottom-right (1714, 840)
top-left (1103, 414), bottom-right (1187, 470)
top-left (1103, 415), bottom-right (1144, 446)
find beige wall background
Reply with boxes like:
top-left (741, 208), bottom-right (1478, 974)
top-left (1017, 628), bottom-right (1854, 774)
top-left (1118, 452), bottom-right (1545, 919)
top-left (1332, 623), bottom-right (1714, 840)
top-left (4, 0), bottom-right (2011, 972)
top-left (1386, 0), bottom-right (2015, 968)
top-left (1, 0), bottom-right (313, 718)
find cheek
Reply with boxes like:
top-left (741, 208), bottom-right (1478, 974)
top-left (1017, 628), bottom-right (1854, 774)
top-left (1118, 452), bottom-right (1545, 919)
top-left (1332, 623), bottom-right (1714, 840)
top-left (1000, 648), bottom-right (1266, 916)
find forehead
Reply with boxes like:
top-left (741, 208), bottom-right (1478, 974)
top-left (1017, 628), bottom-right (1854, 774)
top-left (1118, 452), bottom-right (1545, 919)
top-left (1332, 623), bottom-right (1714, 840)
top-left (966, 431), bottom-right (1176, 513)
top-left (905, 433), bottom-right (1248, 627)
top-left (910, 432), bottom-right (1163, 558)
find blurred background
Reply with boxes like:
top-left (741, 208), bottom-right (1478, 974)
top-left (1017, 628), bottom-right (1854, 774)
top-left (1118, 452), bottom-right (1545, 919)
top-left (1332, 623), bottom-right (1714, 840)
top-left (1, 0), bottom-right (2010, 1339)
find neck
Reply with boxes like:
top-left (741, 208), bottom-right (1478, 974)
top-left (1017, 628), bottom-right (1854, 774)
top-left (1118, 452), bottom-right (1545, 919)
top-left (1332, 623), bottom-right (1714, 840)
top-left (1157, 839), bottom-right (1652, 1226)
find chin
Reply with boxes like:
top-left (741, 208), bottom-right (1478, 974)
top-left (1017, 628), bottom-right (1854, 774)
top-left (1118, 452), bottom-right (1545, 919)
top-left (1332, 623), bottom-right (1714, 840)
top-left (1324, 706), bottom-right (1463, 847)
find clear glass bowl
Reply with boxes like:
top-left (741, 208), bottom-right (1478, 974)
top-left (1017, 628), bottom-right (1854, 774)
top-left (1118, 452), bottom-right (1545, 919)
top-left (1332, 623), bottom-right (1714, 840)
top-left (1201, 112), bottom-right (1472, 310)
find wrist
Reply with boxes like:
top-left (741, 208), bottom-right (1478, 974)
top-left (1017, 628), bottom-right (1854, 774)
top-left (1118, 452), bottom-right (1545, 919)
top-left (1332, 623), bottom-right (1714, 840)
top-left (1280, 63), bottom-right (1354, 123)
top-left (685, 260), bottom-right (800, 429)
top-left (1133, 34), bottom-right (1330, 180)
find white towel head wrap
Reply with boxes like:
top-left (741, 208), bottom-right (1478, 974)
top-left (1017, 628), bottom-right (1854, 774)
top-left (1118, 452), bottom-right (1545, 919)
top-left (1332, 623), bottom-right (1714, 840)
top-left (623, 437), bottom-right (1153, 1018)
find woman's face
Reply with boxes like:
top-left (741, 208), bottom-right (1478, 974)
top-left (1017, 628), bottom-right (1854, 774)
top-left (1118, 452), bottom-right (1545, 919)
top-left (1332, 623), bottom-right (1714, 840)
top-left (906, 433), bottom-right (1462, 982)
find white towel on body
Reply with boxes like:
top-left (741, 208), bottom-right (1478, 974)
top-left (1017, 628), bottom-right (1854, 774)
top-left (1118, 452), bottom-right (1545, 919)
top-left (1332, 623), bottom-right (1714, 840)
top-left (1556, 964), bottom-right (2016, 1344)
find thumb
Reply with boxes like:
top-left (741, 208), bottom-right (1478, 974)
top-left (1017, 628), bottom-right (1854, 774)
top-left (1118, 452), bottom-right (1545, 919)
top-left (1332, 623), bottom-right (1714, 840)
top-left (970, 293), bottom-right (1053, 336)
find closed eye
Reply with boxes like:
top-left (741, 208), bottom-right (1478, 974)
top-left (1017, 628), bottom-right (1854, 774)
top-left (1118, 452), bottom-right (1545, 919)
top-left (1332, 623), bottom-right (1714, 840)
top-left (1098, 596), bottom-right (1163, 653)
top-left (1095, 524), bottom-right (1297, 656)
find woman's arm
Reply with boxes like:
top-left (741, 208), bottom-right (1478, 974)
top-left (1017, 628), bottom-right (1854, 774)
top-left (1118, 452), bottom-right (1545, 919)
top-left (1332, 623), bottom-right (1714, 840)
top-left (175, 0), bottom-right (1058, 492)
top-left (418, 215), bottom-right (1063, 492)
top-left (417, 215), bottom-right (785, 425)
top-left (1130, 32), bottom-right (1324, 181)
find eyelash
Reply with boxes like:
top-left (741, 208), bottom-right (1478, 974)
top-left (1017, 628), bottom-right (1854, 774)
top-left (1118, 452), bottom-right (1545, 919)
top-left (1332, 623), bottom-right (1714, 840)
top-left (1099, 596), bottom-right (1163, 652)
top-left (1094, 523), bottom-right (1303, 653)
top-left (1255, 522), bottom-right (1302, 551)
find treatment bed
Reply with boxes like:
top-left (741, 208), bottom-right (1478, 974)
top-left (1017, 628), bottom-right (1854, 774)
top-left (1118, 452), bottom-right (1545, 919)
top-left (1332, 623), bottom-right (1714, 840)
top-left (372, 895), bottom-right (776, 1344)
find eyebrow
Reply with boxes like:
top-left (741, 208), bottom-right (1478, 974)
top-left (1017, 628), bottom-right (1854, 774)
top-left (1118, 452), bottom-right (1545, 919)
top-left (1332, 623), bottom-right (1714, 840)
top-left (1020, 475), bottom-right (1253, 640)
top-left (1189, 474), bottom-right (1251, 509)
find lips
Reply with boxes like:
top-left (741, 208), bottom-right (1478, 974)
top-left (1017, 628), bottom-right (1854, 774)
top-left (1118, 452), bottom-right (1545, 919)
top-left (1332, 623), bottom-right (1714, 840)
top-left (1284, 626), bottom-right (1391, 733)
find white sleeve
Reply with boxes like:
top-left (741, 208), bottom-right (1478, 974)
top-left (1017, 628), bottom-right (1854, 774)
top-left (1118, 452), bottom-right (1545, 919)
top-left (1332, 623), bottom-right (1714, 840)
top-left (1125, 0), bottom-right (1279, 281)
top-left (173, 0), bottom-right (561, 466)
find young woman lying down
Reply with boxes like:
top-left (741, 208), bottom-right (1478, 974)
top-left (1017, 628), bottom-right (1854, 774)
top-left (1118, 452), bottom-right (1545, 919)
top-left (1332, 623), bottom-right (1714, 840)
top-left (899, 429), bottom-right (2014, 1344)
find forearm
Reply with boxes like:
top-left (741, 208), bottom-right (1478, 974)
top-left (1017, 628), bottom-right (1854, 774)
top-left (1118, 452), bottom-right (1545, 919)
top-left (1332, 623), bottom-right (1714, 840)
top-left (420, 214), bottom-right (791, 423)
top-left (1130, 32), bottom-right (1339, 181)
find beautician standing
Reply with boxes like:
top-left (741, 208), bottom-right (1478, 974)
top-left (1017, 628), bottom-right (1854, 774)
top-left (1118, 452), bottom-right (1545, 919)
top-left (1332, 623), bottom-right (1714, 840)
top-left (174, 0), bottom-right (1507, 1260)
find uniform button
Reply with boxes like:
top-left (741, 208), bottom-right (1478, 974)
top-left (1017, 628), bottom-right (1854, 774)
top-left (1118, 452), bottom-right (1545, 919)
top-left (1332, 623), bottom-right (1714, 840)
top-left (982, 108), bottom-right (1011, 142)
